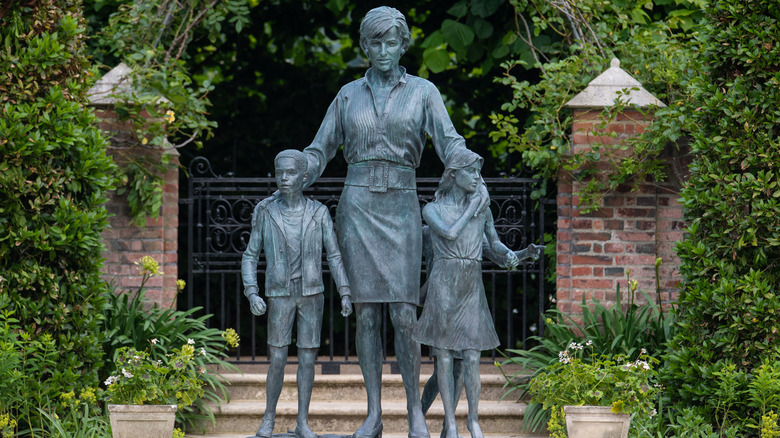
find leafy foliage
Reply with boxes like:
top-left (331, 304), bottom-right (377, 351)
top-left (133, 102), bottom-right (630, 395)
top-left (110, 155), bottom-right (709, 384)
top-left (662, 0), bottom-right (780, 435)
top-left (0, 1), bottom-right (116, 435)
top-left (83, 0), bottom-right (250, 223)
top-left (490, 0), bottom-right (705, 207)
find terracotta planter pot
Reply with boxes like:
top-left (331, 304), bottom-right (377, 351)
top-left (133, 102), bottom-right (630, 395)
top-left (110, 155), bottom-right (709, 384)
top-left (563, 405), bottom-right (630, 438)
top-left (108, 404), bottom-right (177, 438)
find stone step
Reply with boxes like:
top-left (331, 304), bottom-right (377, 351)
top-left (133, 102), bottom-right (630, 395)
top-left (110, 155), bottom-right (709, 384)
top-left (187, 434), bottom-right (545, 438)
top-left (218, 373), bottom-right (518, 403)
top-left (193, 399), bottom-right (538, 436)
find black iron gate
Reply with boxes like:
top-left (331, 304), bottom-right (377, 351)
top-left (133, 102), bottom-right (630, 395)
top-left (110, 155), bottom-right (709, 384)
top-left (180, 156), bottom-right (554, 366)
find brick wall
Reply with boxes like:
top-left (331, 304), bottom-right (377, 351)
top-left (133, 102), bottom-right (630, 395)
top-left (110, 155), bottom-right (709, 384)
top-left (556, 109), bottom-right (684, 314)
top-left (95, 107), bottom-right (179, 309)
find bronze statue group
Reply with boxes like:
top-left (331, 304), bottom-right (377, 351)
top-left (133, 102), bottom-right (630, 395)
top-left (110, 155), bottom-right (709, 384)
top-left (241, 7), bottom-right (541, 438)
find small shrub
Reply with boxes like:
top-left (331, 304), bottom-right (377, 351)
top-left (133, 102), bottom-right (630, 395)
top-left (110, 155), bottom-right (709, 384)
top-left (100, 256), bottom-right (239, 432)
top-left (528, 345), bottom-right (660, 437)
top-left (498, 270), bottom-right (673, 433)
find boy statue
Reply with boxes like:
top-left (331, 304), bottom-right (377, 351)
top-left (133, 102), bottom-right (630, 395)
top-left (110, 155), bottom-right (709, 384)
top-left (241, 149), bottom-right (353, 438)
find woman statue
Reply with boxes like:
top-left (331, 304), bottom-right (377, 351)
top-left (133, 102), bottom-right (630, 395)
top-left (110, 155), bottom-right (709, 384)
top-left (300, 6), bottom-right (486, 438)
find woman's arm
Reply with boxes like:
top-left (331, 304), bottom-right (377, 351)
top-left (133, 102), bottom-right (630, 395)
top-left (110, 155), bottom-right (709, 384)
top-left (423, 195), bottom-right (481, 241)
top-left (302, 91), bottom-right (345, 187)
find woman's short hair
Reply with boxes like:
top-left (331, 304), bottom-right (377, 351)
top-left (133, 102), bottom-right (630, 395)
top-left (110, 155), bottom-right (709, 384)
top-left (275, 149), bottom-right (308, 174)
top-left (359, 6), bottom-right (411, 54)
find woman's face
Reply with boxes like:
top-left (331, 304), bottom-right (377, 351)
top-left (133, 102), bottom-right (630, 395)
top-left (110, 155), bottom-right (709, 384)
top-left (453, 162), bottom-right (481, 194)
top-left (365, 26), bottom-right (403, 73)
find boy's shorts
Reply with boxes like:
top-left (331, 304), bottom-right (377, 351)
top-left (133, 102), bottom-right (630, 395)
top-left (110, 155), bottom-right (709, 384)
top-left (267, 278), bottom-right (324, 349)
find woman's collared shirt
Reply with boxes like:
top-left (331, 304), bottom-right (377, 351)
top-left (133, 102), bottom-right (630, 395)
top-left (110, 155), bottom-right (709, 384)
top-left (304, 66), bottom-right (467, 179)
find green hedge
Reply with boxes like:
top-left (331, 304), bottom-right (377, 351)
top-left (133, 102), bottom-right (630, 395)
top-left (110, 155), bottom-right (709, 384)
top-left (0, 0), bottom-right (116, 433)
top-left (664, 0), bottom-right (780, 433)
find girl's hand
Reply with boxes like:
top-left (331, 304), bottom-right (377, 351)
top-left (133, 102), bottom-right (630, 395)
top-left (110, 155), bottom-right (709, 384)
top-left (468, 192), bottom-right (482, 210)
top-left (473, 183), bottom-right (490, 217)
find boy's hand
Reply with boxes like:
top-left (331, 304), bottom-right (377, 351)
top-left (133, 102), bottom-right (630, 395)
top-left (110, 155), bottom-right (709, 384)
top-left (341, 295), bottom-right (353, 317)
top-left (249, 294), bottom-right (267, 316)
top-left (505, 251), bottom-right (520, 269)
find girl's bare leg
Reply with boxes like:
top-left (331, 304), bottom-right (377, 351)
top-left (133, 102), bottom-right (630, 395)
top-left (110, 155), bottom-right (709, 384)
top-left (463, 349), bottom-right (483, 438)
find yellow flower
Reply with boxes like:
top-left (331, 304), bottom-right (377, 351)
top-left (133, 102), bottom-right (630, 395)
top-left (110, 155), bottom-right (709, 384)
top-left (611, 400), bottom-right (625, 413)
top-left (181, 344), bottom-right (195, 357)
top-left (222, 328), bottom-right (240, 349)
top-left (135, 256), bottom-right (163, 276)
top-left (164, 110), bottom-right (176, 124)
top-left (176, 279), bottom-right (186, 291)
top-left (655, 257), bottom-right (662, 267)
top-left (80, 387), bottom-right (98, 404)
top-left (0, 412), bottom-right (16, 438)
top-left (173, 428), bottom-right (185, 438)
top-left (141, 137), bottom-right (148, 145)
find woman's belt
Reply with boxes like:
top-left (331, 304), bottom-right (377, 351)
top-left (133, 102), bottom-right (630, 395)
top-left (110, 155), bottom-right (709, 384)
top-left (345, 161), bottom-right (416, 192)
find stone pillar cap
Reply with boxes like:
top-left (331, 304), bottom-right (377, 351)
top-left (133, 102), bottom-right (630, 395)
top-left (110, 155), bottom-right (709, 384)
top-left (88, 62), bottom-right (170, 106)
top-left (565, 58), bottom-right (665, 109)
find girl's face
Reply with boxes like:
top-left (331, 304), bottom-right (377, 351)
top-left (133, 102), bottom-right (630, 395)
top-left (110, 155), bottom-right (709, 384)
top-left (453, 162), bottom-right (481, 193)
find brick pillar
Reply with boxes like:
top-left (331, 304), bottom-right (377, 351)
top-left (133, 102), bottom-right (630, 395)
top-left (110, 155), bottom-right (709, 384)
top-left (89, 64), bottom-right (179, 309)
top-left (555, 109), bottom-right (684, 315)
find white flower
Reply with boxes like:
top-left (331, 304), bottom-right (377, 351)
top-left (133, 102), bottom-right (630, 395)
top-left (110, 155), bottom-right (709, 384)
top-left (104, 376), bottom-right (117, 386)
top-left (558, 351), bottom-right (571, 364)
top-left (585, 340), bottom-right (593, 347)
top-left (187, 338), bottom-right (195, 345)
top-left (568, 342), bottom-right (583, 350)
top-left (650, 409), bottom-right (657, 418)
top-left (640, 348), bottom-right (647, 355)
top-left (156, 360), bottom-right (163, 367)
top-left (121, 368), bottom-right (133, 378)
top-left (200, 348), bottom-right (207, 356)
top-left (151, 338), bottom-right (159, 345)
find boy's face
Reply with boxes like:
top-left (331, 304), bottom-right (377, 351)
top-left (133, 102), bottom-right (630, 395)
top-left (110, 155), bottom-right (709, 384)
top-left (275, 157), bottom-right (306, 195)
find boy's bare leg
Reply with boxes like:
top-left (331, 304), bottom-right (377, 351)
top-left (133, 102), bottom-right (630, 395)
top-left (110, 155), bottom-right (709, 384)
top-left (257, 345), bottom-right (288, 437)
top-left (462, 350), bottom-right (483, 438)
top-left (295, 347), bottom-right (319, 438)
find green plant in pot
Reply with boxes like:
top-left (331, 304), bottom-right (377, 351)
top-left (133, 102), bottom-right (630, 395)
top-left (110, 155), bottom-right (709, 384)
top-left (104, 342), bottom-right (206, 438)
top-left (101, 256), bottom-right (240, 438)
top-left (528, 342), bottom-right (660, 438)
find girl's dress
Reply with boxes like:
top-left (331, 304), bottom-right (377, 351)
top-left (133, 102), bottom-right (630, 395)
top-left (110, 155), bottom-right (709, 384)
top-left (413, 202), bottom-right (500, 351)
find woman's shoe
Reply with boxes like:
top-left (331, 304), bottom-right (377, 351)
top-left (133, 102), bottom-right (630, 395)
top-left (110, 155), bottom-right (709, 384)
top-left (353, 420), bottom-right (383, 438)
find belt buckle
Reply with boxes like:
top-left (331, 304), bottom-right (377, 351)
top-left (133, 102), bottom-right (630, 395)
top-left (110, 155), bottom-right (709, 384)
top-left (369, 161), bottom-right (388, 193)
